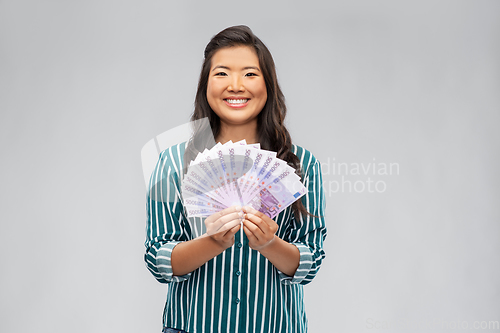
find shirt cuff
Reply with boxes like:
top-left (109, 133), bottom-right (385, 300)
top-left (156, 241), bottom-right (192, 283)
top-left (278, 243), bottom-right (313, 285)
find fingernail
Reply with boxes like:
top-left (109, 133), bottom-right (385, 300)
top-left (235, 205), bottom-right (242, 211)
top-left (238, 211), bottom-right (244, 217)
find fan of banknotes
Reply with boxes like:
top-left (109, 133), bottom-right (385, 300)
top-left (181, 140), bottom-right (307, 219)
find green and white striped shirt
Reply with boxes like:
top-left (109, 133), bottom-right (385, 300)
top-left (145, 142), bottom-right (327, 333)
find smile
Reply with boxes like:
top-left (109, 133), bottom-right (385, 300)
top-left (225, 99), bottom-right (248, 104)
top-left (224, 99), bottom-right (250, 108)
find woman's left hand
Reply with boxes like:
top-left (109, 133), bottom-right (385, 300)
top-left (241, 206), bottom-right (279, 251)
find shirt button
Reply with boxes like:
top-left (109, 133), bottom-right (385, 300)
top-left (235, 298), bottom-right (240, 304)
top-left (237, 242), bottom-right (242, 248)
top-left (235, 270), bottom-right (241, 276)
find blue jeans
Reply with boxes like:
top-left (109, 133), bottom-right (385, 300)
top-left (163, 328), bottom-right (186, 333)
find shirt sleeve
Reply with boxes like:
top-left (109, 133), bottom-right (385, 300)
top-left (144, 149), bottom-right (192, 284)
top-left (279, 158), bottom-right (327, 285)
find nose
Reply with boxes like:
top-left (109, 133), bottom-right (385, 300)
top-left (227, 75), bottom-right (245, 92)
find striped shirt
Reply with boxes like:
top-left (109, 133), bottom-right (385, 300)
top-left (144, 142), bottom-right (327, 333)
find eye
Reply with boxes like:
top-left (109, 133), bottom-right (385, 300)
top-left (245, 72), bottom-right (258, 77)
top-left (214, 72), bottom-right (227, 76)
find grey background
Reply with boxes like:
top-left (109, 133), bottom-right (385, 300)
top-left (1, 1), bottom-right (499, 332)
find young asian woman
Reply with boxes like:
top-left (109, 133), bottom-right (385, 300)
top-left (145, 25), bottom-right (327, 333)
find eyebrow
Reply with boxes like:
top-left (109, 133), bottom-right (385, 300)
top-left (211, 65), bottom-right (261, 72)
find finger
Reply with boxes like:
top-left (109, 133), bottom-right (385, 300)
top-left (205, 210), bottom-right (242, 231)
top-left (242, 224), bottom-right (259, 242)
top-left (222, 223), bottom-right (241, 238)
top-left (243, 206), bottom-right (278, 233)
top-left (211, 211), bottom-right (244, 232)
top-left (216, 218), bottom-right (242, 234)
top-left (242, 206), bottom-right (264, 218)
top-left (205, 205), bottom-right (242, 224)
top-left (243, 213), bottom-right (267, 234)
top-left (242, 206), bottom-right (272, 225)
top-left (242, 219), bottom-right (263, 241)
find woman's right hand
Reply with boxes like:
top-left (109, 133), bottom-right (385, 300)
top-left (204, 205), bottom-right (243, 250)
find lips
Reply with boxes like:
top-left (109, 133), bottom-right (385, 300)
top-left (223, 98), bottom-right (250, 108)
top-left (225, 98), bottom-right (248, 104)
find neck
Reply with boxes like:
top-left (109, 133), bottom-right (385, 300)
top-left (216, 120), bottom-right (259, 144)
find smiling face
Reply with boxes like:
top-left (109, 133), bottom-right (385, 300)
top-left (207, 46), bottom-right (268, 129)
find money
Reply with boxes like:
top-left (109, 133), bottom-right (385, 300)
top-left (182, 141), bottom-right (306, 218)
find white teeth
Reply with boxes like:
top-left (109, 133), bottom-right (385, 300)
top-left (226, 99), bottom-right (248, 104)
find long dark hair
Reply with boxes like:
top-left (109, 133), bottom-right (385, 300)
top-left (184, 25), bottom-right (312, 219)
